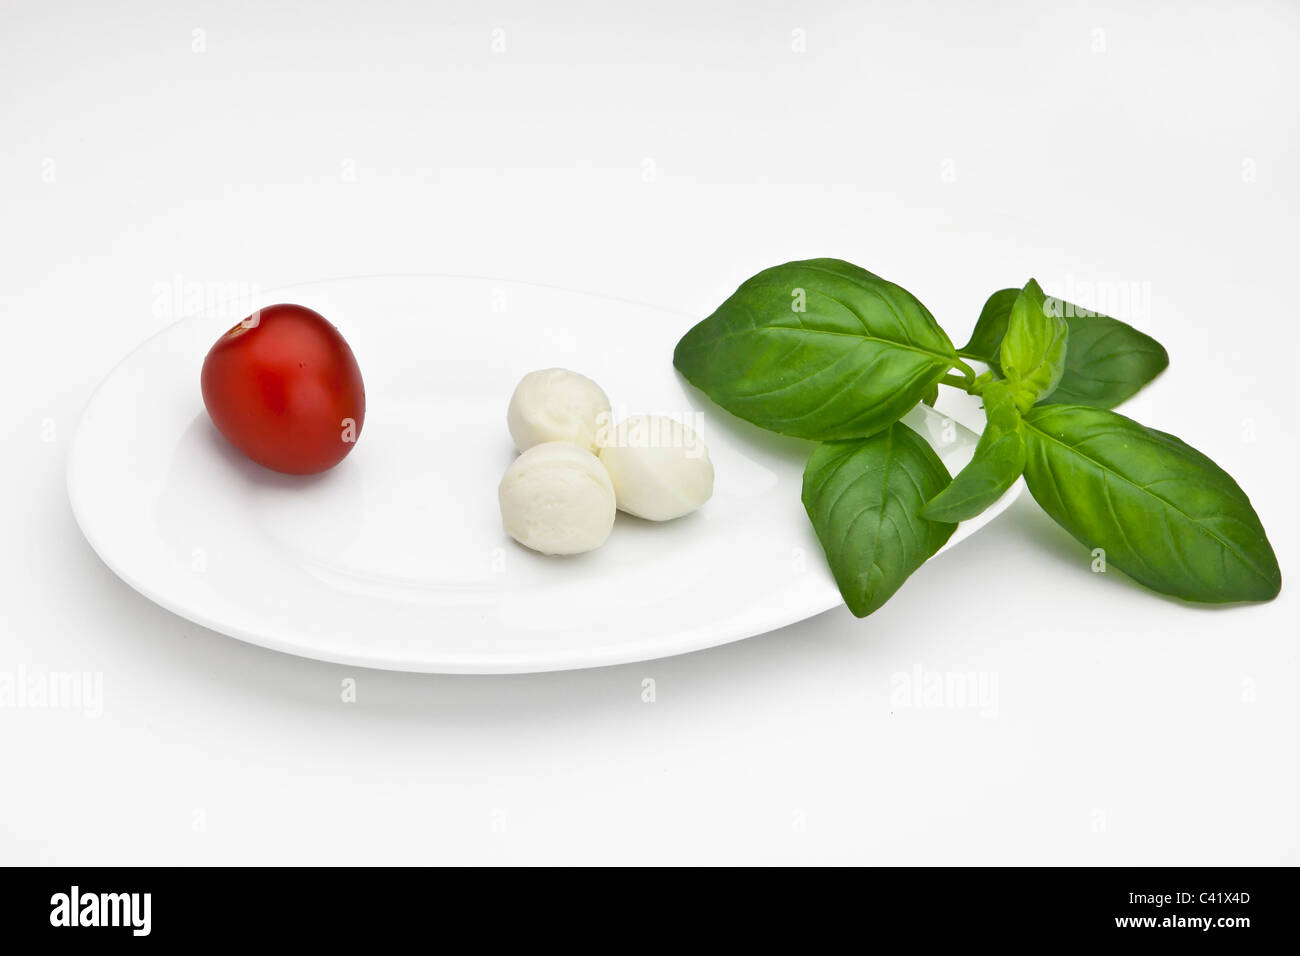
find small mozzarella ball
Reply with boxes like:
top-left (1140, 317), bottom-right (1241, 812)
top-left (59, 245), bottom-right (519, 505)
top-left (498, 442), bottom-right (616, 555)
top-left (599, 416), bottom-right (714, 521)
top-left (506, 368), bottom-right (612, 454)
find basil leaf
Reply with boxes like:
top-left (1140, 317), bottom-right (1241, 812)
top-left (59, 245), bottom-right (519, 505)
top-left (1023, 405), bottom-right (1281, 603)
top-left (961, 287), bottom-right (1018, 371)
top-left (802, 422), bottom-right (957, 617)
top-left (1001, 279), bottom-right (1068, 412)
top-left (965, 285), bottom-right (1168, 408)
top-left (921, 381), bottom-right (939, 407)
top-left (1038, 304), bottom-right (1168, 408)
top-left (921, 381), bottom-right (1026, 523)
top-left (674, 259), bottom-right (958, 441)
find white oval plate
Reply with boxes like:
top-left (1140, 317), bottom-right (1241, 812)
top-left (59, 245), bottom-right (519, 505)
top-left (68, 275), bottom-right (1019, 673)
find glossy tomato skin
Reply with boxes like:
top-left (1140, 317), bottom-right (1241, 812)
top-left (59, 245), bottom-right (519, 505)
top-left (201, 303), bottom-right (365, 475)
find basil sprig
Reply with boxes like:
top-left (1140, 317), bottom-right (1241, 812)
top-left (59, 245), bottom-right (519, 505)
top-left (674, 259), bottom-right (1280, 616)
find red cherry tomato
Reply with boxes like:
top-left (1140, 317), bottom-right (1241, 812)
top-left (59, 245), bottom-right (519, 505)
top-left (201, 303), bottom-right (365, 475)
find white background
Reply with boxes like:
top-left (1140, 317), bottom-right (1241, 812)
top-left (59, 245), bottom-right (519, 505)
top-left (2, 0), bottom-right (1297, 864)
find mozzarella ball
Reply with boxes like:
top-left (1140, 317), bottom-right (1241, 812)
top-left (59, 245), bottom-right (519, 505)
top-left (506, 368), bottom-right (612, 454)
top-left (598, 416), bottom-right (714, 521)
top-left (498, 442), bottom-right (616, 555)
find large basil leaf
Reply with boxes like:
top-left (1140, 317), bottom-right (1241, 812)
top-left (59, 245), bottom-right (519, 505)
top-left (1023, 405), bottom-right (1281, 603)
top-left (1042, 308), bottom-right (1168, 407)
top-left (963, 285), bottom-right (1168, 408)
top-left (961, 287), bottom-right (1018, 370)
top-left (921, 381), bottom-right (1026, 523)
top-left (674, 259), bottom-right (958, 441)
top-left (802, 423), bottom-right (957, 617)
top-left (1001, 279), bottom-right (1068, 412)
